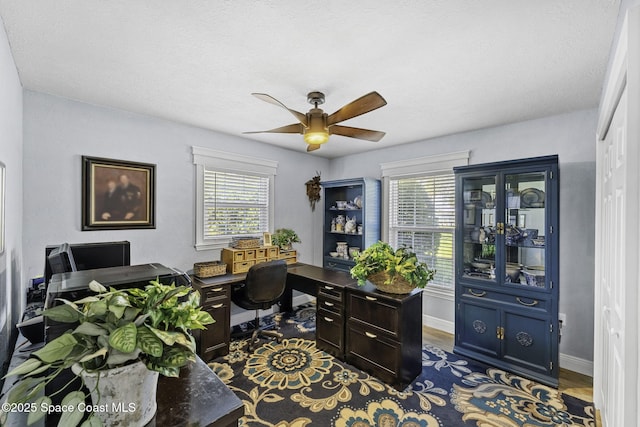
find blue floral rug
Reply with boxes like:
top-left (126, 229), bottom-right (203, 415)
top-left (209, 305), bottom-right (595, 426)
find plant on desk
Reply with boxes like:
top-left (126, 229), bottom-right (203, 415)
top-left (271, 228), bottom-right (301, 251)
top-left (350, 241), bottom-right (436, 294)
top-left (1, 279), bottom-right (214, 427)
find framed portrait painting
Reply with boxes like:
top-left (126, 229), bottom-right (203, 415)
top-left (82, 156), bottom-right (156, 230)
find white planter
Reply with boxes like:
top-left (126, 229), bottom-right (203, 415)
top-left (72, 361), bottom-right (159, 426)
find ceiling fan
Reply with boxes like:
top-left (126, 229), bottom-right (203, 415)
top-left (244, 91), bottom-right (387, 152)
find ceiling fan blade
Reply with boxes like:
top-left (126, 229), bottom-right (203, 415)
top-left (307, 144), bottom-right (321, 152)
top-left (327, 91), bottom-right (387, 125)
top-left (252, 93), bottom-right (308, 126)
top-left (329, 125), bottom-right (386, 142)
top-left (243, 123), bottom-right (304, 135)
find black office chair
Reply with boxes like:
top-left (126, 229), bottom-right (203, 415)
top-left (231, 259), bottom-right (288, 351)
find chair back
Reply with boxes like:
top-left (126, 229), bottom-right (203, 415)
top-left (244, 260), bottom-right (287, 305)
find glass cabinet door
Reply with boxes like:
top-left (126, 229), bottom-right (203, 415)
top-left (503, 171), bottom-right (547, 288)
top-left (461, 175), bottom-right (498, 283)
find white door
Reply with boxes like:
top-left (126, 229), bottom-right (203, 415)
top-left (594, 7), bottom-right (640, 427)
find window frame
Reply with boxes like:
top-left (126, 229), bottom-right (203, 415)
top-left (193, 147), bottom-right (278, 251)
top-left (381, 151), bottom-right (469, 297)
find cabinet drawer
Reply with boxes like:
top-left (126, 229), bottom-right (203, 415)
top-left (267, 247), bottom-right (279, 258)
top-left (244, 249), bottom-right (256, 260)
top-left (199, 299), bottom-right (230, 360)
top-left (348, 293), bottom-right (399, 337)
top-left (461, 287), bottom-right (550, 313)
top-left (318, 297), bottom-right (342, 315)
top-left (316, 309), bottom-right (344, 358)
top-left (256, 248), bottom-right (267, 259)
top-left (201, 285), bottom-right (230, 305)
top-left (233, 251), bottom-right (245, 262)
top-left (233, 260), bottom-right (255, 273)
top-left (318, 285), bottom-right (343, 302)
top-left (346, 322), bottom-right (400, 385)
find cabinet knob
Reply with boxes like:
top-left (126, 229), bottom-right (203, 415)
top-left (365, 331), bottom-right (377, 339)
top-left (365, 296), bottom-right (377, 301)
top-left (211, 303), bottom-right (224, 309)
top-left (324, 317), bottom-right (334, 323)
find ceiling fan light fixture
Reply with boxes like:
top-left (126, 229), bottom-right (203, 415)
top-left (304, 131), bottom-right (329, 145)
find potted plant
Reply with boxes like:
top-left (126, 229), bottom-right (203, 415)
top-left (271, 228), bottom-right (301, 251)
top-left (350, 241), bottom-right (436, 294)
top-left (1, 279), bottom-right (214, 427)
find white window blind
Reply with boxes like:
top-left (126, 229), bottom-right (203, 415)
top-left (203, 169), bottom-right (269, 238)
top-left (193, 147), bottom-right (277, 251)
top-left (389, 174), bottom-right (455, 288)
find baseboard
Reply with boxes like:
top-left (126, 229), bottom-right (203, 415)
top-left (422, 314), bottom-right (455, 334)
top-left (421, 316), bottom-right (593, 377)
top-left (559, 353), bottom-right (593, 377)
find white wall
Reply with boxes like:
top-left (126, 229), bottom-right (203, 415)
top-left (0, 18), bottom-right (23, 376)
top-left (327, 109), bottom-right (597, 368)
top-left (22, 91), bottom-right (328, 280)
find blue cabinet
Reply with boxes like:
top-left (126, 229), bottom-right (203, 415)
top-left (321, 178), bottom-right (380, 272)
top-left (454, 156), bottom-right (559, 387)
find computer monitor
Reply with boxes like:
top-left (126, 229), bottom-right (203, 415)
top-left (44, 241), bottom-right (130, 284)
top-left (47, 243), bottom-right (77, 275)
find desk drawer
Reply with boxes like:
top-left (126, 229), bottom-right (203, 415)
top-left (346, 322), bottom-right (400, 384)
top-left (348, 293), bottom-right (400, 337)
top-left (202, 285), bottom-right (230, 305)
top-left (317, 309), bottom-right (344, 358)
top-left (318, 284), bottom-right (343, 301)
top-left (256, 248), bottom-right (267, 259)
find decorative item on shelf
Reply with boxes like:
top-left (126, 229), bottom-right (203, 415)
top-left (335, 214), bottom-right (345, 232)
top-left (330, 217), bottom-right (337, 232)
top-left (2, 279), bottom-right (214, 427)
top-left (348, 247), bottom-right (360, 258)
top-left (305, 173), bottom-right (322, 211)
top-left (350, 241), bottom-right (435, 294)
top-left (336, 241), bottom-right (349, 259)
top-left (344, 215), bottom-right (357, 233)
top-left (520, 188), bottom-right (545, 208)
top-left (272, 228), bottom-right (301, 251)
top-left (353, 195), bottom-right (362, 208)
top-left (506, 262), bottom-right (522, 282)
top-left (193, 261), bottom-right (227, 278)
top-left (335, 201), bottom-right (347, 209)
top-left (357, 224), bottom-right (363, 234)
top-left (232, 237), bottom-right (261, 248)
top-left (523, 265), bottom-right (545, 287)
top-left (329, 251), bottom-right (339, 258)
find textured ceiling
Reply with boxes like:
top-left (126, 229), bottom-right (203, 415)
top-left (0, 0), bottom-right (620, 158)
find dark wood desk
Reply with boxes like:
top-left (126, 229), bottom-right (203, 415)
top-left (153, 357), bottom-right (243, 426)
top-left (192, 263), bottom-right (423, 390)
top-left (1, 336), bottom-right (243, 427)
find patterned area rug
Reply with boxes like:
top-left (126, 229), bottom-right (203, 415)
top-left (209, 305), bottom-right (595, 426)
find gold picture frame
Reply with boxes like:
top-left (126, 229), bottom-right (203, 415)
top-left (82, 156), bottom-right (156, 230)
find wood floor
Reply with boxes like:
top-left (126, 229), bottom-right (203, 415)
top-left (422, 326), bottom-right (602, 426)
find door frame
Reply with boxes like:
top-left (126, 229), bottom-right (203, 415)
top-left (594, 5), bottom-right (640, 425)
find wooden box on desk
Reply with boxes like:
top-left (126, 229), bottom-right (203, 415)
top-left (221, 245), bottom-right (284, 274)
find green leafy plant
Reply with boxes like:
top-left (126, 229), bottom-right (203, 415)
top-left (271, 228), bottom-right (301, 249)
top-left (350, 241), bottom-right (436, 288)
top-left (1, 279), bottom-right (214, 426)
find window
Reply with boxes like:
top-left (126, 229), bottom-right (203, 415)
top-left (388, 174), bottom-right (455, 288)
top-left (193, 147), bottom-right (277, 250)
top-left (381, 151), bottom-right (469, 291)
